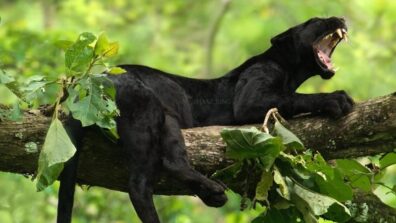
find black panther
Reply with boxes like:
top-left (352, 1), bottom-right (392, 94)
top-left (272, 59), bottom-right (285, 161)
top-left (57, 17), bottom-right (353, 223)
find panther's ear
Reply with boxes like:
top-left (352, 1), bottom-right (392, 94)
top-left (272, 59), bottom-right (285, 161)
top-left (270, 27), bottom-right (295, 46)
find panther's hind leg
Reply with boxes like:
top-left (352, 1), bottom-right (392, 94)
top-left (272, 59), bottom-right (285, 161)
top-left (116, 84), bottom-right (164, 223)
top-left (160, 115), bottom-right (228, 207)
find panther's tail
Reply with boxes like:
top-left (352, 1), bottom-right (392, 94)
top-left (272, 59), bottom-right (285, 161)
top-left (57, 118), bottom-right (84, 223)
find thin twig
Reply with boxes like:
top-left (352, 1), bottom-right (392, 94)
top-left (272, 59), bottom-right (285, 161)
top-left (261, 108), bottom-right (279, 133)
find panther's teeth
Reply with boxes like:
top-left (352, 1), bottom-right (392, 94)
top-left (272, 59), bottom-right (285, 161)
top-left (341, 28), bottom-right (348, 42)
top-left (333, 67), bottom-right (339, 72)
top-left (324, 34), bottom-right (330, 40)
top-left (336, 28), bottom-right (343, 39)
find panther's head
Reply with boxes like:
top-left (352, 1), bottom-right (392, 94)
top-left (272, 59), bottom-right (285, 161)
top-left (270, 17), bottom-right (348, 79)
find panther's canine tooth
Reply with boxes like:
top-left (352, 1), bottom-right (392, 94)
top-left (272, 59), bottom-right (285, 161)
top-left (333, 67), bottom-right (339, 72)
top-left (341, 28), bottom-right (348, 42)
top-left (336, 28), bottom-right (343, 39)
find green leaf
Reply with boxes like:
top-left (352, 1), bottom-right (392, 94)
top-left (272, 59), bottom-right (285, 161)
top-left (69, 97), bottom-right (98, 126)
top-left (96, 110), bottom-right (117, 130)
top-left (348, 174), bottom-right (371, 192)
top-left (374, 164), bottom-right (396, 188)
top-left (279, 152), bottom-right (305, 167)
top-left (290, 152), bottom-right (354, 201)
top-left (336, 159), bottom-right (371, 176)
top-left (36, 162), bottom-right (64, 192)
top-left (373, 184), bottom-right (396, 208)
top-left (66, 47), bottom-right (94, 74)
top-left (274, 167), bottom-right (290, 200)
top-left (380, 153), bottom-right (396, 169)
top-left (21, 76), bottom-right (51, 102)
top-left (290, 179), bottom-right (351, 222)
top-left (373, 165), bottom-right (396, 208)
top-left (36, 118), bottom-right (76, 191)
top-left (79, 32), bottom-right (96, 43)
top-left (108, 67), bottom-right (127, 75)
top-left (373, 164), bottom-right (396, 208)
top-left (65, 32), bottom-right (96, 74)
top-left (367, 155), bottom-right (381, 168)
top-left (292, 193), bottom-right (319, 223)
top-left (274, 121), bottom-right (304, 151)
top-left (272, 197), bottom-right (292, 209)
top-left (212, 162), bottom-right (242, 181)
top-left (99, 74), bottom-right (117, 99)
top-left (103, 42), bottom-right (119, 57)
top-left (315, 169), bottom-right (353, 202)
top-left (306, 153), bottom-right (334, 180)
top-left (336, 159), bottom-right (372, 192)
top-left (255, 170), bottom-right (273, 202)
top-left (65, 75), bottom-right (118, 129)
top-left (94, 33), bottom-right (110, 56)
top-left (221, 127), bottom-right (283, 170)
top-left (94, 33), bottom-right (120, 57)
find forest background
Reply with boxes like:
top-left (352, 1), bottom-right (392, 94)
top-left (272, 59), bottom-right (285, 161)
top-left (0, 0), bottom-right (396, 222)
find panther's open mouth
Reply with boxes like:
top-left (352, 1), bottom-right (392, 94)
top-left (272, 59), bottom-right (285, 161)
top-left (313, 28), bottom-right (348, 73)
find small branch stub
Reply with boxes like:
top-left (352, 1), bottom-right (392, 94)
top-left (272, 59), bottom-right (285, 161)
top-left (261, 108), bottom-right (286, 133)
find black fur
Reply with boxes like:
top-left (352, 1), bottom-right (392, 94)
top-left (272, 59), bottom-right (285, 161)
top-left (57, 17), bottom-right (353, 223)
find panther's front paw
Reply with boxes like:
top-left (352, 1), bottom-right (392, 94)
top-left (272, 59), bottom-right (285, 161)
top-left (321, 90), bottom-right (354, 118)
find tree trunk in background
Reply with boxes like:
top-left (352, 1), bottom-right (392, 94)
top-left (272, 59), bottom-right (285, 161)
top-left (41, 0), bottom-right (57, 30)
top-left (204, 0), bottom-right (232, 77)
top-left (0, 93), bottom-right (396, 221)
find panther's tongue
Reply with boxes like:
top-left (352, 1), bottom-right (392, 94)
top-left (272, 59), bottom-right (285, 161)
top-left (317, 49), bottom-right (332, 69)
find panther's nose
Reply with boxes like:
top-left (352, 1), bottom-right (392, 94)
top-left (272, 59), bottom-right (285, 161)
top-left (328, 16), bottom-right (347, 30)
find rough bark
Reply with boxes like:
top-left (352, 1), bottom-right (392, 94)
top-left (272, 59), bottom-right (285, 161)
top-left (0, 93), bottom-right (396, 219)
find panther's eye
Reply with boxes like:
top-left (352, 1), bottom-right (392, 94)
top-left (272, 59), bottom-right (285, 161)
top-left (313, 28), bottom-right (348, 73)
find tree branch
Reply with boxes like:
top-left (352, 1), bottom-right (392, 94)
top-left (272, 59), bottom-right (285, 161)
top-left (0, 93), bottom-right (396, 219)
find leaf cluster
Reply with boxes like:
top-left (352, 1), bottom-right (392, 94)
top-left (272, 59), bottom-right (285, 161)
top-left (0, 32), bottom-right (126, 191)
top-left (35, 32), bottom-right (126, 191)
top-left (215, 121), bottom-right (396, 223)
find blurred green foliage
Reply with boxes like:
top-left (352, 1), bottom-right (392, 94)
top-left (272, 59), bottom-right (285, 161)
top-left (0, 0), bottom-right (396, 222)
